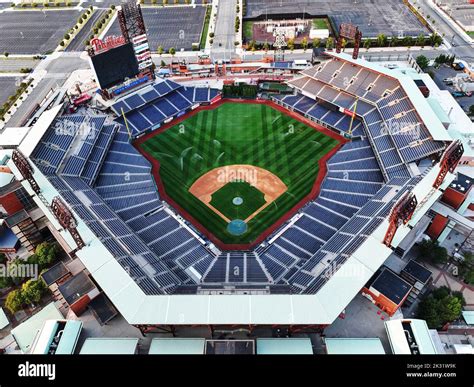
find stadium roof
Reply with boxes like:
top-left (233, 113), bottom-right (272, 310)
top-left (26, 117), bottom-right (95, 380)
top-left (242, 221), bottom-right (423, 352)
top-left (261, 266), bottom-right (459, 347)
top-left (328, 52), bottom-right (452, 141)
top-left (148, 338), bottom-right (205, 354)
top-left (18, 104), bottom-right (62, 158)
top-left (256, 338), bottom-right (313, 354)
top-left (325, 338), bottom-right (385, 354)
top-left (11, 302), bottom-right (63, 353)
top-left (426, 97), bottom-right (451, 125)
top-left (79, 338), bottom-right (139, 354)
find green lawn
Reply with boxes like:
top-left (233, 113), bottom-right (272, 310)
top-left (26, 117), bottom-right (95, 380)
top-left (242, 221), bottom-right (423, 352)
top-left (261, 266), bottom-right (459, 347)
top-left (243, 21), bottom-right (254, 41)
top-left (312, 18), bottom-right (328, 30)
top-left (138, 102), bottom-right (339, 245)
top-left (199, 5), bottom-right (211, 49)
top-left (210, 181), bottom-right (266, 220)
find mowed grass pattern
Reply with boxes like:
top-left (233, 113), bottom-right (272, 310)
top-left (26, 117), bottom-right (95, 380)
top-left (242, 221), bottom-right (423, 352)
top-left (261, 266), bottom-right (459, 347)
top-left (139, 102), bottom-right (339, 244)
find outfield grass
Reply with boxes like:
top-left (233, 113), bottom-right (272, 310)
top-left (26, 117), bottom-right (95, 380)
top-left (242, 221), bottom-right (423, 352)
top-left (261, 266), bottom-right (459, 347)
top-left (139, 102), bottom-right (339, 245)
top-left (210, 181), bottom-right (266, 220)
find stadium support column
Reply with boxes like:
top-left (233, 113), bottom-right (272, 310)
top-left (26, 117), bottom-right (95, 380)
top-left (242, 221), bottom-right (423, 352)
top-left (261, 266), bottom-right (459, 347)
top-left (383, 192), bottom-right (418, 247)
top-left (51, 196), bottom-right (85, 252)
top-left (433, 140), bottom-right (464, 189)
top-left (353, 30), bottom-right (362, 60)
top-left (11, 150), bottom-right (40, 195)
top-left (336, 23), bottom-right (362, 60)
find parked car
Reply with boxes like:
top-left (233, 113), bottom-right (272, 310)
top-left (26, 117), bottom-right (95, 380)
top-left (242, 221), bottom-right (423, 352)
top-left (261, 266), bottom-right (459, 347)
top-left (452, 91), bottom-right (465, 98)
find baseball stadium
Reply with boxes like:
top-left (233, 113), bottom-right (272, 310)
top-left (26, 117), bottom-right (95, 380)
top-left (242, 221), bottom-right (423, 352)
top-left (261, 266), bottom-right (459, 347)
top-left (7, 50), bottom-right (464, 329)
top-left (2, 3), bottom-right (466, 331)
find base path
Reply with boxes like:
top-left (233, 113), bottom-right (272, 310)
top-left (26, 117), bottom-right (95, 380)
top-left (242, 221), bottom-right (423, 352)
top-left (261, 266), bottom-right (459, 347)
top-left (189, 164), bottom-right (287, 223)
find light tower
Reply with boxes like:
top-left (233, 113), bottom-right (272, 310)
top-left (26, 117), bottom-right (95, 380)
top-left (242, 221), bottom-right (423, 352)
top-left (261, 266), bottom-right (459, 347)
top-left (118, 0), bottom-right (155, 81)
top-left (273, 29), bottom-right (287, 62)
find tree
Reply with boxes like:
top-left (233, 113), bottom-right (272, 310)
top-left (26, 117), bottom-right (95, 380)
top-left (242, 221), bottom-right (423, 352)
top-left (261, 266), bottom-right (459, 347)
top-left (402, 36), bottom-right (413, 47)
top-left (5, 289), bottom-right (24, 314)
top-left (21, 279), bottom-right (46, 305)
top-left (416, 55), bottom-right (430, 71)
top-left (390, 36), bottom-right (399, 47)
top-left (430, 33), bottom-right (442, 47)
top-left (340, 38), bottom-right (347, 49)
top-left (451, 290), bottom-right (466, 307)
top-left (34, 242), bottom-right (58, 269)
top-left (301, 37), bottom-right (308, 52)
top-left (418, 239), bottom-right (448, 264)
top-left (418, 287), bottom-right (464, 328)
top-left (0, 275), bottom-right (13, 289)
top-left (7, 258), bottom-right (26, 286)
top-left (249, 40), bottom-right (256, 52)
top-left (363, 39), bottom-right (371, 50)
top-left (325, 37), bottom-right (334, 50)
top-left (168, 47), bottom-right (176, 56)
top-left (432, 286), bottom-right (450, 300)
top-left (434, 53), bottom-right (448, 67)
top-left (438, 295), bottom-right (462, 324)
top-left (458, 252), bottom-right (474, 284)
top-left (416, 33), bottom-right (425, 47)
top-left (376, 33), bottom-right (387, 47)
top-left (312, 38), bottom-right (321, 48)
top-left (417, 296), bottom-right (441, 328)
top-left (287, 38), bottom-right (295, 51)
top-left (157, 45), bottom-right (164, 55)
top-left (263, 42), bottom-right (269, 52)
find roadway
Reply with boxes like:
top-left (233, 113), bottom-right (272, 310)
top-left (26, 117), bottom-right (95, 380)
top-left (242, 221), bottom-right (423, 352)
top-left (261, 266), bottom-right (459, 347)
top-left (6, 53), bottom-right (89, 127)
top-left (409, 0), bottom-right (474, 60)
top-left (211, 0), bottom-right (238, 62)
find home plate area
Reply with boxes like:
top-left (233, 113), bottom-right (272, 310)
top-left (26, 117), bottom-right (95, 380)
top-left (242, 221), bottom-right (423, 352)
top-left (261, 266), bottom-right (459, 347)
top-left (189, 164), bottom-right (287, 235)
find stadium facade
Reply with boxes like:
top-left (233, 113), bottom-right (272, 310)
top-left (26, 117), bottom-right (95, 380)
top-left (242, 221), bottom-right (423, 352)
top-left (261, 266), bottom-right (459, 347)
top-left (5, 52), bottom-right (467, 328)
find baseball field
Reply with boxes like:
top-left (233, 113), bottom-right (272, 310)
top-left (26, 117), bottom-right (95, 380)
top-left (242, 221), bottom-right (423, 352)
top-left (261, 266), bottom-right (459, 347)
top-left (137, 101), bottom-right (340, 246)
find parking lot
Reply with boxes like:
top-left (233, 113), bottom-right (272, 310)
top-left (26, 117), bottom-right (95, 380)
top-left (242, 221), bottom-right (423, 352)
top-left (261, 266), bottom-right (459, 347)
top-left (106, 6), bottom-right (206, 52)
top-left (0, 77), bottom-right (21, 107)
top-left (430, 64), bottom-right (474, 112)
top-left (244, 0), bottom-right (429, 38)
top-left (0, 10), bottom-right (80, 55)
